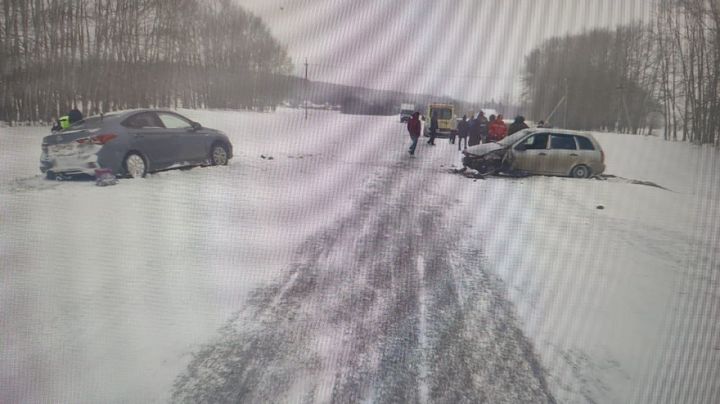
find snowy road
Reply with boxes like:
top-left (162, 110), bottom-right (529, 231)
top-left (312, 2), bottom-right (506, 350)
top-left (171, 144), bottom-right (554, 402)
top-left (2, 109), bottom-right (718, 403)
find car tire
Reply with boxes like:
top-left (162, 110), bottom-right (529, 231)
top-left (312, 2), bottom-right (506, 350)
top-left (210, 143), bottom-right (229, 166)
top-left (124, 152), bottom-right (148, 178)
top-left (571, 164), bottom-right (591, 178)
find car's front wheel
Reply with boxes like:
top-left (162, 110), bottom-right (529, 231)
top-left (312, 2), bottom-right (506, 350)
top-left (571, 164), bottom-right (591, 178)
top-left (124, 152), bottom-right (147, 178)
top-left (210, 143), bottom-right (229, 166)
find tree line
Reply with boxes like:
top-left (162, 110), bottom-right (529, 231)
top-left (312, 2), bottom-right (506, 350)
top-left (523, 0), bottom-right (720, 146)
top-left (0, 0), bottom-right (292, 123)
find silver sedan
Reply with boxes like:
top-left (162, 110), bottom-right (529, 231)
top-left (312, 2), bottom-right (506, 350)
top-left (40, 109), bottom-right (233, 179)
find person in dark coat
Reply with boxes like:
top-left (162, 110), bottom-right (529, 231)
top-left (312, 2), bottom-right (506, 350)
top-left (457, 115), bottom-right (469, 150)
top-left (468, 112), bottom-right (488, 146)
top-left (477, 111), bottom-right (489, 143)
top-left (508, 115), bottom-right (529, 136)
top-left (52, 108), bottom-right (84, 131)
top-left (427, 111), bottom-right (438, 145)
top-left (467, 114), bottom-right (479, 147)
top-left (68, 108), bottom-right (83, 124)
top-left (407, 112), bottom-right (421, 155)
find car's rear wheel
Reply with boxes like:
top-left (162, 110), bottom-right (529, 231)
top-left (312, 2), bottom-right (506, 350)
top-left (124, 152), bottom-right (147, 178)
top-left (210, 143), bottom-right (229, 166)
top-left (571, 164), bottom-right (591, 178)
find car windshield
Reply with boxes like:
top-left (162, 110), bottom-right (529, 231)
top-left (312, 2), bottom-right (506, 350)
top-left (431, 108), bottom-right (453, 120)
top-left (497, 128), bottom-right (534, 146)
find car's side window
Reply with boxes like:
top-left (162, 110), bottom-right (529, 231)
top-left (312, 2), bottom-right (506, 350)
top-left (550, 134), bottom-right (577, 150)
top-left (123, 112), bottom-right (164, 129)
top-left (519, 133), bottom-right (549, 150)
top-left (158, 113), bottom-right (192, 129)
top-left (576, 136), bottom-right (595, 150)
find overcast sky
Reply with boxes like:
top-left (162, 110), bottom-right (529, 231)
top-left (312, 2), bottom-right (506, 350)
top-left (243, 0), bottom-right (654, 103)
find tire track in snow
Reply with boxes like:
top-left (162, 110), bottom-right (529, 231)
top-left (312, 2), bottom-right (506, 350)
top-left (172, 150), bottom-right (555, 403)
top-left (416, 255), bottom-right (430, 403)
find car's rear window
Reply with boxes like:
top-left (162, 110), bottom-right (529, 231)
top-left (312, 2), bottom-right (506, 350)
top-left (576, 136), bottom-right (596, 150)
top-left (67, 116), bottom-right (106, 130)
top-left (551, 134), bottom-right (577, 150)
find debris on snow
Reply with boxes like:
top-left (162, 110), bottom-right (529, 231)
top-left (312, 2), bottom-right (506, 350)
top-left (95, 168), bottom-right (118, 186)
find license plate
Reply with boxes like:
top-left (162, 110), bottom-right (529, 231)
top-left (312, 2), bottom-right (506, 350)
top-left (51, 144), bottom-right (75, 152)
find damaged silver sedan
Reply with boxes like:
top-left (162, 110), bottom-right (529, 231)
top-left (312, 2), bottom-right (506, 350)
top-left (40, 109), bottom-right (233, 180)
top-left (461, 128), bottom-right (606, 178)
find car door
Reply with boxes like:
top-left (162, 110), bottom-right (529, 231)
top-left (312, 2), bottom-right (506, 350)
top-left (510, 132), bottom-right (550, 174)
top-left (547, 134), bottom-right (580, 175)
top-left (123, 112), bottom-right (177, 170)
top-left (156, 112), bottom-right (208, 163)
top-left (574, 135), bottom-right (600, 169)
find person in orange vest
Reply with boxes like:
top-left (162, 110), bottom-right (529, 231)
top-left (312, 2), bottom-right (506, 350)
top-left (488, 114), bottom-right (508, 142)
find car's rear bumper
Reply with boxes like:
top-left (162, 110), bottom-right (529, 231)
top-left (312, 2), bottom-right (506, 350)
top-left (40, 144), bottom-right (103, 176)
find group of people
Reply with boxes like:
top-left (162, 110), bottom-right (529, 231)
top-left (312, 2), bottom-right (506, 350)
top-left (406, 110), bottom-right (532, 155)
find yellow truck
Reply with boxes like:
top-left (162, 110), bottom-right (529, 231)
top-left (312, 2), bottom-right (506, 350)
top-left (424, 103), bottom-right (456, 137)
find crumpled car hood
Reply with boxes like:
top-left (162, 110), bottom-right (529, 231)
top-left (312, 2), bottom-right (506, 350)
top-left (463, 142), bottom-right (507, 157)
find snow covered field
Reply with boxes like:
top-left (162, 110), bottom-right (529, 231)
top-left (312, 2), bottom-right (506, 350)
top-left (1, 108), bottom-right (718, 403)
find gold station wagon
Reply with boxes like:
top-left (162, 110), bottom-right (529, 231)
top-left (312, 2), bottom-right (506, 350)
top-left (461, 128), bottom-right (606, 178)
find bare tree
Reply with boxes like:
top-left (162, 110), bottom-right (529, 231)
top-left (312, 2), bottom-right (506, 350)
top-left (0, 0), bottom-right (293, 123)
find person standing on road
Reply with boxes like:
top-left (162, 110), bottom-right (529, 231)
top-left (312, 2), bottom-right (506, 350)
top-left (457, 115), bottom-right (469, 150)
top-left (508, 115), bottom-right (529, 136)
top-left (52, 107), bottom-right (84, 131)
top-left (477, 111), bottom-right (490, 143)
top-left (407, 111), bottom-right (421, 155)
top-left (427, 111), bottom-right (438, 146)
top-left (488, 114), bottom-right (507, 142)
top-left (487, 114), bottom-right (496, 143)
top-left (468, 112), bottom-right (483, 146)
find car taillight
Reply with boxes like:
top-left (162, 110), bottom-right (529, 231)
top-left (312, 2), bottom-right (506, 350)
top-left (91, 133), bottom-right (117, 145)
top-left (601, 149), bottom-right (605, 163)
top-left (42, 143), bottom-right (48, 153)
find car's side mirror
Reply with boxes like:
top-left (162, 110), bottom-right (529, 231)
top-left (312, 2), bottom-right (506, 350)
top-left (190, 121), bottom-right (202, 131)
top-left (515, 144), bottom-right (527, 151)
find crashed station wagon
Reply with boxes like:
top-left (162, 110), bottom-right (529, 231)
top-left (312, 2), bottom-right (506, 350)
top-left (461, 128), bottom-right (606, 178)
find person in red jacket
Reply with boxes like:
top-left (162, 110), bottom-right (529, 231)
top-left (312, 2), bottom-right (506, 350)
top-left (488, 114), bottom-right (508, 142)
top-left (407, 111), bottom-right (421, 155)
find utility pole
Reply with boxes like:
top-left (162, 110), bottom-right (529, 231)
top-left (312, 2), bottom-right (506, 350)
top-left (304, 58), bottom-right (308, 120)
top-left (563, 77), bottom-right (568, 128)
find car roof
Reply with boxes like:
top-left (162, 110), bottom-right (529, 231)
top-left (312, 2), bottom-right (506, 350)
top-left (525, 128), bottom-right (597, 138)
top-left (83, 108), bottom-right (186, 122)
